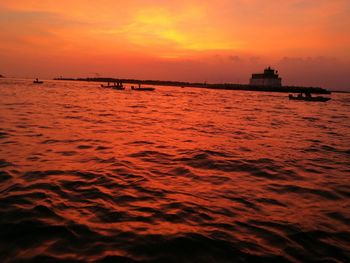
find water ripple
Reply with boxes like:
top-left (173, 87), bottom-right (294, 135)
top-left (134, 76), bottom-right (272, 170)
top-left (0, 80), bottom-right (349, 262)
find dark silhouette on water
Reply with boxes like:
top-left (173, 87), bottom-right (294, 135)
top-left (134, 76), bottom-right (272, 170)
top-left (33, 78), bottom-right (44, 84)
top-left (131, 83), bottom-right (155, 91)
top-left (288, 93), bottom-right (331, 102)
top-left (101, 80), bottom-right (125, 90)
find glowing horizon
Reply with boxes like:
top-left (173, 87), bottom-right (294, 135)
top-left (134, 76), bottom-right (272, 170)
top-left (0, 0), bottom-right (349, 89)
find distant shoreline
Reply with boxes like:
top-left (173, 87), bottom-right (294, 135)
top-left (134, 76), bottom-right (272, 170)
top-left (54, 77), bottom-right (332, 94)
top-left (332, 90), bottom-right (350, 94)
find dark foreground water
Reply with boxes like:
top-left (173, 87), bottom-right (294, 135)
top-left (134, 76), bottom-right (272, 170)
top-left (0, 79), bottom-right (349, 262)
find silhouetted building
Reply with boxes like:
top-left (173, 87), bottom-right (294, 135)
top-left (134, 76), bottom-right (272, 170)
top-left (250, 67), bottom-right (282, 87)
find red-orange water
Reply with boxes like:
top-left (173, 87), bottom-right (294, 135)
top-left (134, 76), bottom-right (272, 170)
top-left (0, 79), bottom-right (349, 262)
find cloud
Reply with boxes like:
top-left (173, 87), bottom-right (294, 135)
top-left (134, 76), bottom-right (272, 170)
top-left (228, 55), bottom-right (241, 62)
top-left (0, 9), bottom-right (94, 51)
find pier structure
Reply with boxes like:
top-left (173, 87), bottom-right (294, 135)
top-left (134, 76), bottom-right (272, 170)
top-left (250, 67), bottom-right (282, 87)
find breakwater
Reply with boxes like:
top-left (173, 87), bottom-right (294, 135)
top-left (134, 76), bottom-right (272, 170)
top-left (54, 77), bottom-right (332, 94)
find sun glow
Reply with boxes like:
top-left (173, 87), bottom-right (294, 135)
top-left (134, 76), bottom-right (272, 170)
top-left (113, 6), bottom-right (242, 57)
top-left (0, 0), bottom-right (349, 89)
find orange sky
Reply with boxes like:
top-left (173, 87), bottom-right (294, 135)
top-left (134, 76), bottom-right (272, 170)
top-left (0, 0), bottom-right (349, 90)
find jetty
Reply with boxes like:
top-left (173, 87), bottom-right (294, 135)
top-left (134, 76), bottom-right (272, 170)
top-left (54, 68), bottom-right (332, 94)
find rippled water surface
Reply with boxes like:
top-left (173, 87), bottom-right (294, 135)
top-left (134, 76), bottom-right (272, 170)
top-left (0, 79), bottom-right (349, 262)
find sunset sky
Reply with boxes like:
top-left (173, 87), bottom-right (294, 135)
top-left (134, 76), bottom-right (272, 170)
top-left (0, 0), bottom-right (349, 90)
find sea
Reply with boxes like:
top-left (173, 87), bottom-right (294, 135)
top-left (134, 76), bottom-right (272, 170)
top-left (0, 79), bottom-right (349, 262)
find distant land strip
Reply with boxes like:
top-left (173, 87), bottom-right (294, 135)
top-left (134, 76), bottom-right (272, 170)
top-left (54, 77), bottom-right (332, 94)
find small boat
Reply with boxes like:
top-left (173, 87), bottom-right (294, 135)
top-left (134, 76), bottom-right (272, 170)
top-left (131, 85), bottom-right (155, 91)
top-left (33, 78), bottom-right (44, 84)
top-left (289, 94), bottom-right (331, 102)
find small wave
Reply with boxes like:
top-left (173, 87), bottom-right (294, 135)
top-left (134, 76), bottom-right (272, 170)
top-left (98, 113), bottom-right (114, 117)
top-left (302, 116), bottom-right (320, 122)
top-left (268, 184), bottom-right (341, 200)
top-left (0, 132), bottom-right (9, 139)
top-left (0, 171), bottom-right (12, 183)
top-left (255, 198), bottom-right (286, 207)
top-left (225, 196), bottom-right (260, 211)
top-left (178, 151), bottom-right (302, 181)
top-left (287, 230), bottom-right (350, 262)
top-left (126, 141), bottom-right (155, 146)
top-left (56, 151), bottom-right (77, 156)
top-left (0, 159), bottom-right (14, 168)
top-left (334, 185), bottom-right (350, 198)
top-left (129, 151), bottom-right (173, 165)
top-left (96, 146), bottom-right (112, 151)
top-left (77, 145), bottom-right (93, 149)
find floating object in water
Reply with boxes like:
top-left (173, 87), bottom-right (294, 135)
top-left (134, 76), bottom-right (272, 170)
top-left (131, 86), bottom-right (155, 91)
top-left (288, 94), bottom-right (331, 102)
top-left (33, 78), bottom-right (44, 84)
top-left (131, 84), bottom-right (155, 91)
top-left (100, 84), bottom-right (125, 90)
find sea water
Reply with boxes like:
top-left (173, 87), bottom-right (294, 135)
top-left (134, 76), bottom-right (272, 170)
top-left (0, 79), bottom-right (349, 262)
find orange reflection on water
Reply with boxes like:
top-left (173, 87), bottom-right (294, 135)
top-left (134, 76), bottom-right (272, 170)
top-left (0, 80), bottom-right (349, 262)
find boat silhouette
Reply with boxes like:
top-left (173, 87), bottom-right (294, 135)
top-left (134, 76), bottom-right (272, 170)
top-left (131, 84), bottom-right (155, 91)
top-left (131, 86), bottom-right (155, 91)
top-left (101, 84), bottom-right (125, 90)
top-left (289, 94), bottom-right (331, 102)
top-left (33, 78), bottom-right (44, 84)
top-left (100, 81), bottom-right (125, 90)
